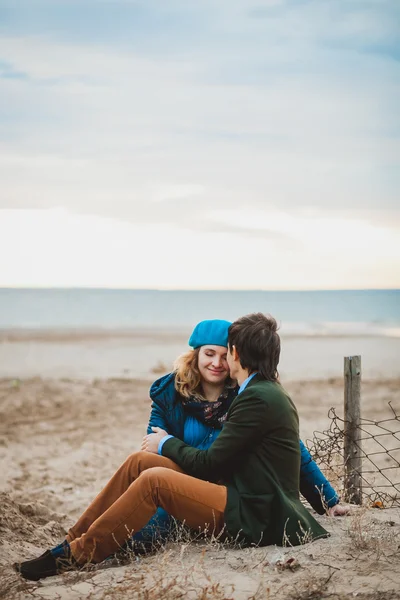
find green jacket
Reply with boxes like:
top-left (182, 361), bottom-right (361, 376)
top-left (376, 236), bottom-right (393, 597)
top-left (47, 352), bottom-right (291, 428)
top-left (161, 374), bottom-right (329, 546)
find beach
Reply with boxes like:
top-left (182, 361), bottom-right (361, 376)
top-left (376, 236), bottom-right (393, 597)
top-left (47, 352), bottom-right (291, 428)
top-left (2, 0), bottom-right (399, 592)
top-left (1, 328), bottom-right (400, 381)
top-left (1, 330), bottom-right (400, 599)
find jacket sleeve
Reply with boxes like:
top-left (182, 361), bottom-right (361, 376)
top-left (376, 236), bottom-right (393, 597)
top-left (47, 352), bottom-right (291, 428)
top-left (161, 393), bottom-right (267, 481)
top-left (147, 395), bottom-right (171, 435)
top-left (299, 439), bottom-right (339, 514)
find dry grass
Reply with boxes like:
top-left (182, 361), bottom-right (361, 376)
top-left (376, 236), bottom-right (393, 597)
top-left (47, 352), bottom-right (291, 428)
top-left (347, 509), bottom-right (400, 558)
top-left (95, 554), bottom-right (237, 600)
top-left (2, 508), bottom-right (400, 600)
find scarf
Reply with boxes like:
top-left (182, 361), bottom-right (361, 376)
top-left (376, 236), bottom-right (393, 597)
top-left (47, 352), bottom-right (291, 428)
top-left (181, 385), bottom-right (237, 429)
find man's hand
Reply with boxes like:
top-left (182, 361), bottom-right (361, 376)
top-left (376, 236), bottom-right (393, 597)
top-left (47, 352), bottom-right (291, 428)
top-left (141, 427), bottom-right (168, 454)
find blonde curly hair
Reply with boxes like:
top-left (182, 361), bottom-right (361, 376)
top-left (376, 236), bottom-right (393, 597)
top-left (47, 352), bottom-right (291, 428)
top-left (173, 349), bottom-right (202, 399)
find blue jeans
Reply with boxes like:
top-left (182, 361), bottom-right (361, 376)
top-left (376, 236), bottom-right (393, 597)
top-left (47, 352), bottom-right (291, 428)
top-left (128, 507), bottom-right (173, 551)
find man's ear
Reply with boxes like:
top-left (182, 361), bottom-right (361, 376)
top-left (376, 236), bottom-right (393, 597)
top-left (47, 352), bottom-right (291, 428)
top-left (231, 345), bottom-right (239, 361)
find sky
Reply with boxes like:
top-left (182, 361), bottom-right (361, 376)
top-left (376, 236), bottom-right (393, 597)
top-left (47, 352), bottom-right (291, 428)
top-left (0, 0), bottom-right (399, 290)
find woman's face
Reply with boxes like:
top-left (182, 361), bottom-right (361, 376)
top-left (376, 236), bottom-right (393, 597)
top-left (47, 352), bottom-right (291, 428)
top-left (197, 345), bottom-right (229, 386)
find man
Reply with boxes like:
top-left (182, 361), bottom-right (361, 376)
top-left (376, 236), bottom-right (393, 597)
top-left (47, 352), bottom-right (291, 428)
top-left (16, 313), bottom-right (328, 581)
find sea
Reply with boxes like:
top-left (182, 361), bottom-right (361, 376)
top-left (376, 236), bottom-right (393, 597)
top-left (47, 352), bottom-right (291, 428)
top-left (0, 288), bottom-right (399, 337)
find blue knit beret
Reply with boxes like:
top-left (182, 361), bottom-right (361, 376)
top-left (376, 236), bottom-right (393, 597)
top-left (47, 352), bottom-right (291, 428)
top-left (188, 319), bottom-right (232, 349)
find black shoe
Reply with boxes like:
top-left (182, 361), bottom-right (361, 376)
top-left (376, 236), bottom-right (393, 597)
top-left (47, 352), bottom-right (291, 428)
top-left (13, 552), bottom-right (46, 574)
top-left (15, 550), bottom-right (78, 581)
top-left (13, 539), bottom-right (69, 573)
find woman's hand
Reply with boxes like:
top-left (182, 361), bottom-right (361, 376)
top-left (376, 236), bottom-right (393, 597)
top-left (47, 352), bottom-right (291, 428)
top-left (141, 427), bottom-right (168, 454)
top-left (327, 503), bottom-right (351, 517)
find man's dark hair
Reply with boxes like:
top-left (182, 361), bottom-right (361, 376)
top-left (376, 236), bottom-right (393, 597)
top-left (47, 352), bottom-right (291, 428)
top-left (228, 313), bottom-right (280, 381)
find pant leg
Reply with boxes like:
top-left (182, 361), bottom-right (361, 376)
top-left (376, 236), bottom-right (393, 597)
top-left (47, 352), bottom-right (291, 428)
top-left (69, 464), bottom-right (227, 564)
top-left (67, 451), bottom-right (184, 542)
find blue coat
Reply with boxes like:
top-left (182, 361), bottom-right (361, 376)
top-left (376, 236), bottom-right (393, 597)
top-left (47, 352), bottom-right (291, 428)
top-left (148, 373), bottom-right (339, 515)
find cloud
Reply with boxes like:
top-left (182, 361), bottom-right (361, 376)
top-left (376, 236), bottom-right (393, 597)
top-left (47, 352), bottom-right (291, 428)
top-left (0, 24), bottom-right (398, 216)
top-left (0, 1), bottom-right (399, 287)
top-left (0, 207), bottom-right (399, 289)
top-left (0, 208), bottom-right (292, 289)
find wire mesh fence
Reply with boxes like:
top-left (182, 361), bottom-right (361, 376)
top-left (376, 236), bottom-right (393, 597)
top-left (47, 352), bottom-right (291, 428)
top-left (307, 401), bottom-right (400, 508)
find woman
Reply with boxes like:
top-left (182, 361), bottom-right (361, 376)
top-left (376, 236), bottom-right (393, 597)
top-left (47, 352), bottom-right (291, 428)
top-left (129, 318), bottom-right (345, 552)
top-left (15, 318), bottom-right (344, 580)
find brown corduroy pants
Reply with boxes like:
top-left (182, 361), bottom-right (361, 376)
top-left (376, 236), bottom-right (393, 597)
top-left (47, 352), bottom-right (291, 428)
top-left (66, 451), bottom-right (227, 564)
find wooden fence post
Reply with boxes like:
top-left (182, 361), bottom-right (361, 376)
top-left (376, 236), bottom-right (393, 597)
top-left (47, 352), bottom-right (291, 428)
top-left (344, 355), bottom-right (362, 504)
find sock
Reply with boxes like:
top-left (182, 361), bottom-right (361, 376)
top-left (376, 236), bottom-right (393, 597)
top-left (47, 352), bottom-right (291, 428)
top-left (50, 540), bottom-right (71, 559)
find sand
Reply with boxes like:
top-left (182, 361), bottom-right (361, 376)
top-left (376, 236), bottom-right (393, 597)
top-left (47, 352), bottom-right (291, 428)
top-left (0, 332), bottom-right (400, 599)
top-left (1, 329), bottom-right (400, 381)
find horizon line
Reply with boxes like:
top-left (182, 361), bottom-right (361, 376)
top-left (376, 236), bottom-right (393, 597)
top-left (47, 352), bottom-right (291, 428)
top-left (1, 286), bottom-right (399, 293)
